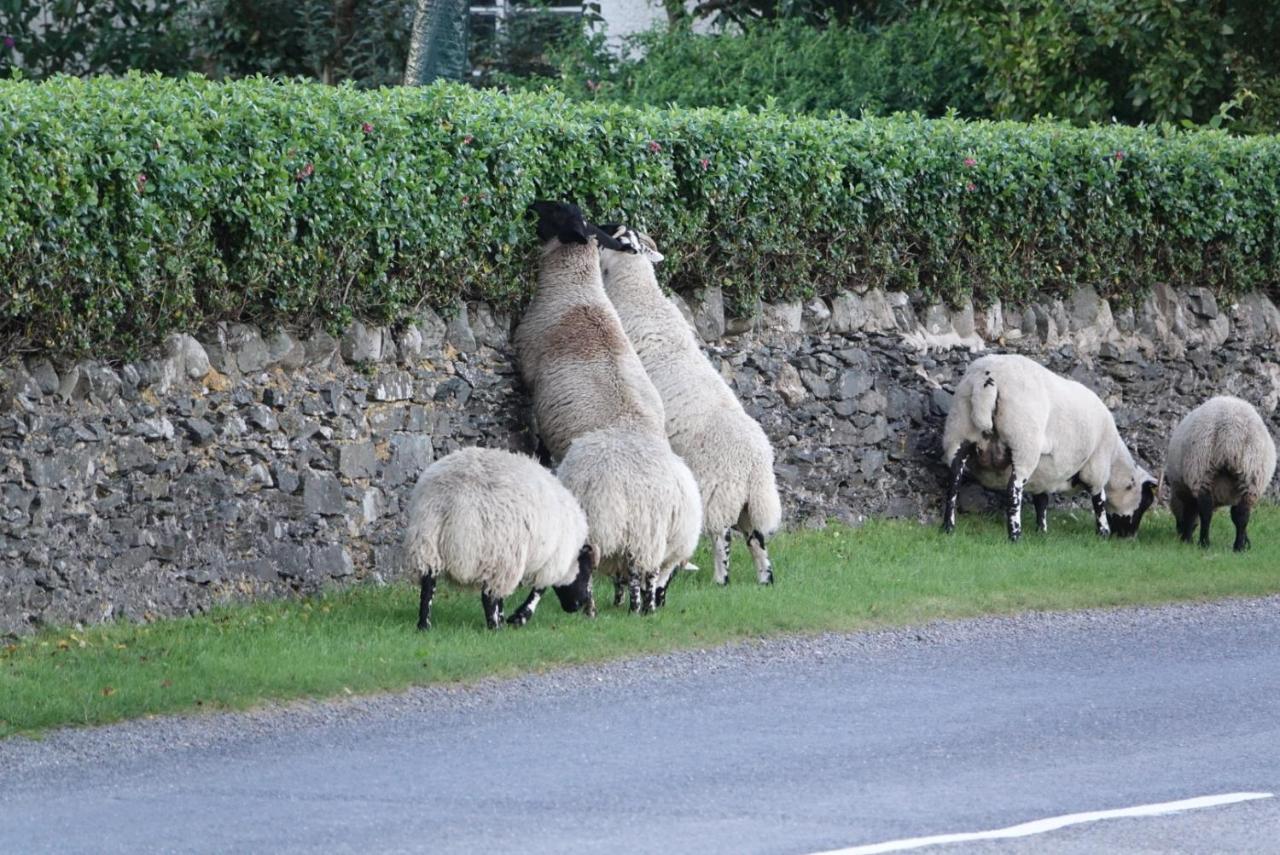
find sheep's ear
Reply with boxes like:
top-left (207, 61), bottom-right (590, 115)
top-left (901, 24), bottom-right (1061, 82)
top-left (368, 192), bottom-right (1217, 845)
top-left (630, 231), bottom-right (664, 263)
top-left (639, 244), bottom-right (664, 263)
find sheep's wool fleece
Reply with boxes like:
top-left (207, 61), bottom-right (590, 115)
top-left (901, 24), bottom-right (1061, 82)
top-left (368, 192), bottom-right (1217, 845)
top-left (556, 426), bottom-right (702, 579)
top-left (1165, 395), bottom-right (1277, 505)
top-left (402, 447), bottom-right (588, 596)
top-left (513, 238), bottom-right (665, 462)
top-left (599, 241), bottom-right (781, 537)
top-left (943, 353), bottom-right (1150, 513)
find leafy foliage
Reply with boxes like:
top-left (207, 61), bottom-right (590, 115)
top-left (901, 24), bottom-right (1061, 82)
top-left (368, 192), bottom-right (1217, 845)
top-left (938, 0), bottom-right (1280, 130)
top-left (0, 0), bottom-right (198, 78)
top-left (0, 0), bottom-right (413, 87)
top-left (1, 76), bottom-right (1276, 358)
top-left (547, 15), bottom-right (982, 118)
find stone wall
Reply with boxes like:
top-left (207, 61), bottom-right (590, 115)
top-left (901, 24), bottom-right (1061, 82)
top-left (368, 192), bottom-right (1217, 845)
top-left (2, 283), bottom-right (1278, 637)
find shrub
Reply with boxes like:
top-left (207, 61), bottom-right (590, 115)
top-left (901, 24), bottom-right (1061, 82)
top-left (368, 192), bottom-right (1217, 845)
top-left (542, 15), bottom-right (984, 119)
top-left (0, 75), bottom-right (1276, 358)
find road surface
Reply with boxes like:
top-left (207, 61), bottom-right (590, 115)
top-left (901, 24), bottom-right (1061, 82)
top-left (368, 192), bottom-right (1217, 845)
top-left (3, 597), bottom-right (1279, 853)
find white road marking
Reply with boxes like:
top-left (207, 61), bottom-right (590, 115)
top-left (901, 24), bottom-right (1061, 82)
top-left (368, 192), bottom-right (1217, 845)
top-left (812, 792), bottom-right (1274, 855)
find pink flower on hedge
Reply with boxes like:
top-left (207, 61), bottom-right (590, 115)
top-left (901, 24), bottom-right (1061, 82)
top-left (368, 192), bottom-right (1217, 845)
top-left (966, 182), bottom-right (977, 192)
top-left (295, 162), bottom-right (314, 181)
top-left (463, 134), bottom-right (473, 145)
top-left (1114, 150), bottom-right (1126, 161)
top-left (586, 79), bottom-right (600, 92)
top-left (135, 173), bottom-right (147, 193)
top-left (2, 35), bottom-right (14, 49)
top-left (462, 195), bottom-right (470, 205)
top-left (963, 157), bottom-right (977, 168)
top-left (648, 140), bottom-right (662, 153)
top-left (362, 122), bottom-right (374, 134)
top-left (699, 158), bottom-right (710, 170)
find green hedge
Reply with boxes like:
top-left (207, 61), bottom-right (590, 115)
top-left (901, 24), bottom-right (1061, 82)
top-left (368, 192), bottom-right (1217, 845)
top-left (1, 75), bottom-right (1277, 357)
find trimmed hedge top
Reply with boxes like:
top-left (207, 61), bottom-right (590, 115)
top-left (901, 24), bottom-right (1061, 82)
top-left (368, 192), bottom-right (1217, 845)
top-left (1, 75), bottom-right (1277, 357)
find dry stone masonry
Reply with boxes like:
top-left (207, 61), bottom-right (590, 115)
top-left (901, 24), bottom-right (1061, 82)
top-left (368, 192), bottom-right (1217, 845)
top-left (2, 284), bottom-right (1278, 637)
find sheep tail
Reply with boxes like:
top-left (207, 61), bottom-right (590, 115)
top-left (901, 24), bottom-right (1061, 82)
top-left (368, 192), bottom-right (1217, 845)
top-left (745, 463), bottom-right (783, 538)
top-left (968, 369), bottom-right (999, 436)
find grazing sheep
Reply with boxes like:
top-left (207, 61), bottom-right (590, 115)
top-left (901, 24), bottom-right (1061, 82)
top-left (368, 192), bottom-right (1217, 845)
top-left (512, 201), bottom-right (666, 464)
top-left (515, 202), bottom-right (702, 613)
top-left (403, 447), bottom-right (595, 630)
top-left (1165, 395), bottom-right (1276, 551)
top-left (942, 354), bottom-right (1156, 542)
top-left (556, 426), bottom-right (703, 614)
top-left (598, 226), bottom-right (782, 586)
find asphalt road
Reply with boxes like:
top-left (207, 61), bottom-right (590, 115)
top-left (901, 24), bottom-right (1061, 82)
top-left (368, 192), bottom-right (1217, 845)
top-left (3, 597), bottom-right (1279, 854)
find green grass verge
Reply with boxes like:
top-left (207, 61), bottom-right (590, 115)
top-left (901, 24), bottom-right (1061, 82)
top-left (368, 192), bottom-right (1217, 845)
top-left (3, 506), bottom-right (1279, 738)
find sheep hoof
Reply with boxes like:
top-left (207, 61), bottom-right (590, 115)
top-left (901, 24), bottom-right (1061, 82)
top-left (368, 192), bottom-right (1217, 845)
top-left (416, 619), bottom-right (432, 632)
top-left (760, 570), bottom-right (774, 585)
top-left (506, 610), bottom-right (531, 628)
top-left (1235, 539), bottom-right (1251, 552)
top-left (716, 576), bottom-right (729, 587)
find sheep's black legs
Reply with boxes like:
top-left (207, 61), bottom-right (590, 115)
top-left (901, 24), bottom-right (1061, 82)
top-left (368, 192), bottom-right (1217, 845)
top-left (640, 577), bottom-right (657, 615)
top-left (1197, 490), bottom-right (1215, 548)
top-left (714, 528), bottom-right (732, 585)
top-left (943, 442), bottom-right (975, 534)
top-left (627, 568), bottom-right (642, 614)
top-left (507, 588), bottom-right (544, 627)
top-left (1231, 502), bottom-right (1252, 552)
top-left (417, 573), bottom-right (437, 631)
top-left (612, 578), bottom-right (626, 608)
top-left (1005, 472), bottom-right (1025, 542)
top-left (481, 591), bottom-right (504, 630)
top-left (1091, 492), bottom-right (1110, 538)
top-left (1032, 493), bottom-right (1049, 533)
top-left (1175, 490), bottom-right (1198, 544)
top-left (747, 529), bottom-right (774, 584)
top-left (656, 570), bottom-right (674, 608)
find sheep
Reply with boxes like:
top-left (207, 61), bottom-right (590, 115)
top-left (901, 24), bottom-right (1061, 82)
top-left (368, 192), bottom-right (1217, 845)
top-left (512, 201), bottom-right (666, 464)
top-left (942, 353), bottom-right (1157, 542)
top-left (1165, 395), bottom-right (1276, 551)
top-left (597, 226), bottom-right (782, 586)
top-left (514, 201), bottom-right (702, 613)
top-left (556, 425), bottom-right (703, 614)
top-left (402, 447), bottom-right (596, 630)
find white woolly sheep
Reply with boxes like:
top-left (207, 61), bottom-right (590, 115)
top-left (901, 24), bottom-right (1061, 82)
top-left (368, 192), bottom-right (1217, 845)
top-left (402, 447), bottom-right (595, 630)
top-left (942, 353), bottom-right (1156, 542)
top-left (1165, 395), bottom-right (1276, 551)
top-left (512, 202), bottom-right (666, 464)
top-left (597, 226), bottom-right (782, 586)
top-left (514, 202), bottom-right (702, 613)
top-left (556, 425), bottom-right (703, 614)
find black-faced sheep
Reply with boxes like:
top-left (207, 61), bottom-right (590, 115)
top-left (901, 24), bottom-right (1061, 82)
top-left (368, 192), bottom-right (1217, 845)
top-left (514, 202), bottom-right (702, 613)
top-left (942, 354), bottom-right (1156, 542)
top-left (512, 201), bottom-right (665, 464)
top-left (598, 226), bottom-right (781, 586)
top-left (1165, 395), bottom-right (1277, 551)
top-left (403, 447), bottom-right (595, 630)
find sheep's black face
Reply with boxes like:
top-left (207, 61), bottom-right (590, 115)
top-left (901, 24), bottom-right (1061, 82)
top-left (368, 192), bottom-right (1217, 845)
top-left (1107, 480), bottom-right (1157, 538)
top-left (591, 223), bottom-right (634, 253)
top-left (531, 200), bottom-right (590, 245)
top-left (552, 545), bottom-right (596, 613)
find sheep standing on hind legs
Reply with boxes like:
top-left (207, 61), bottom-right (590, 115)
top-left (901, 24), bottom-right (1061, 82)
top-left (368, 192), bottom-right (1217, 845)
top-left (1165, 396), bottom-right (1276, 551)
top-left (597, 226), bottom-right (781, 586)
top-left (942, 354), bottom-right (1157, 542)
top-left (514, 201), bottom-right (702, 614)
top-left (402, 448), bottom-right (595, 630)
